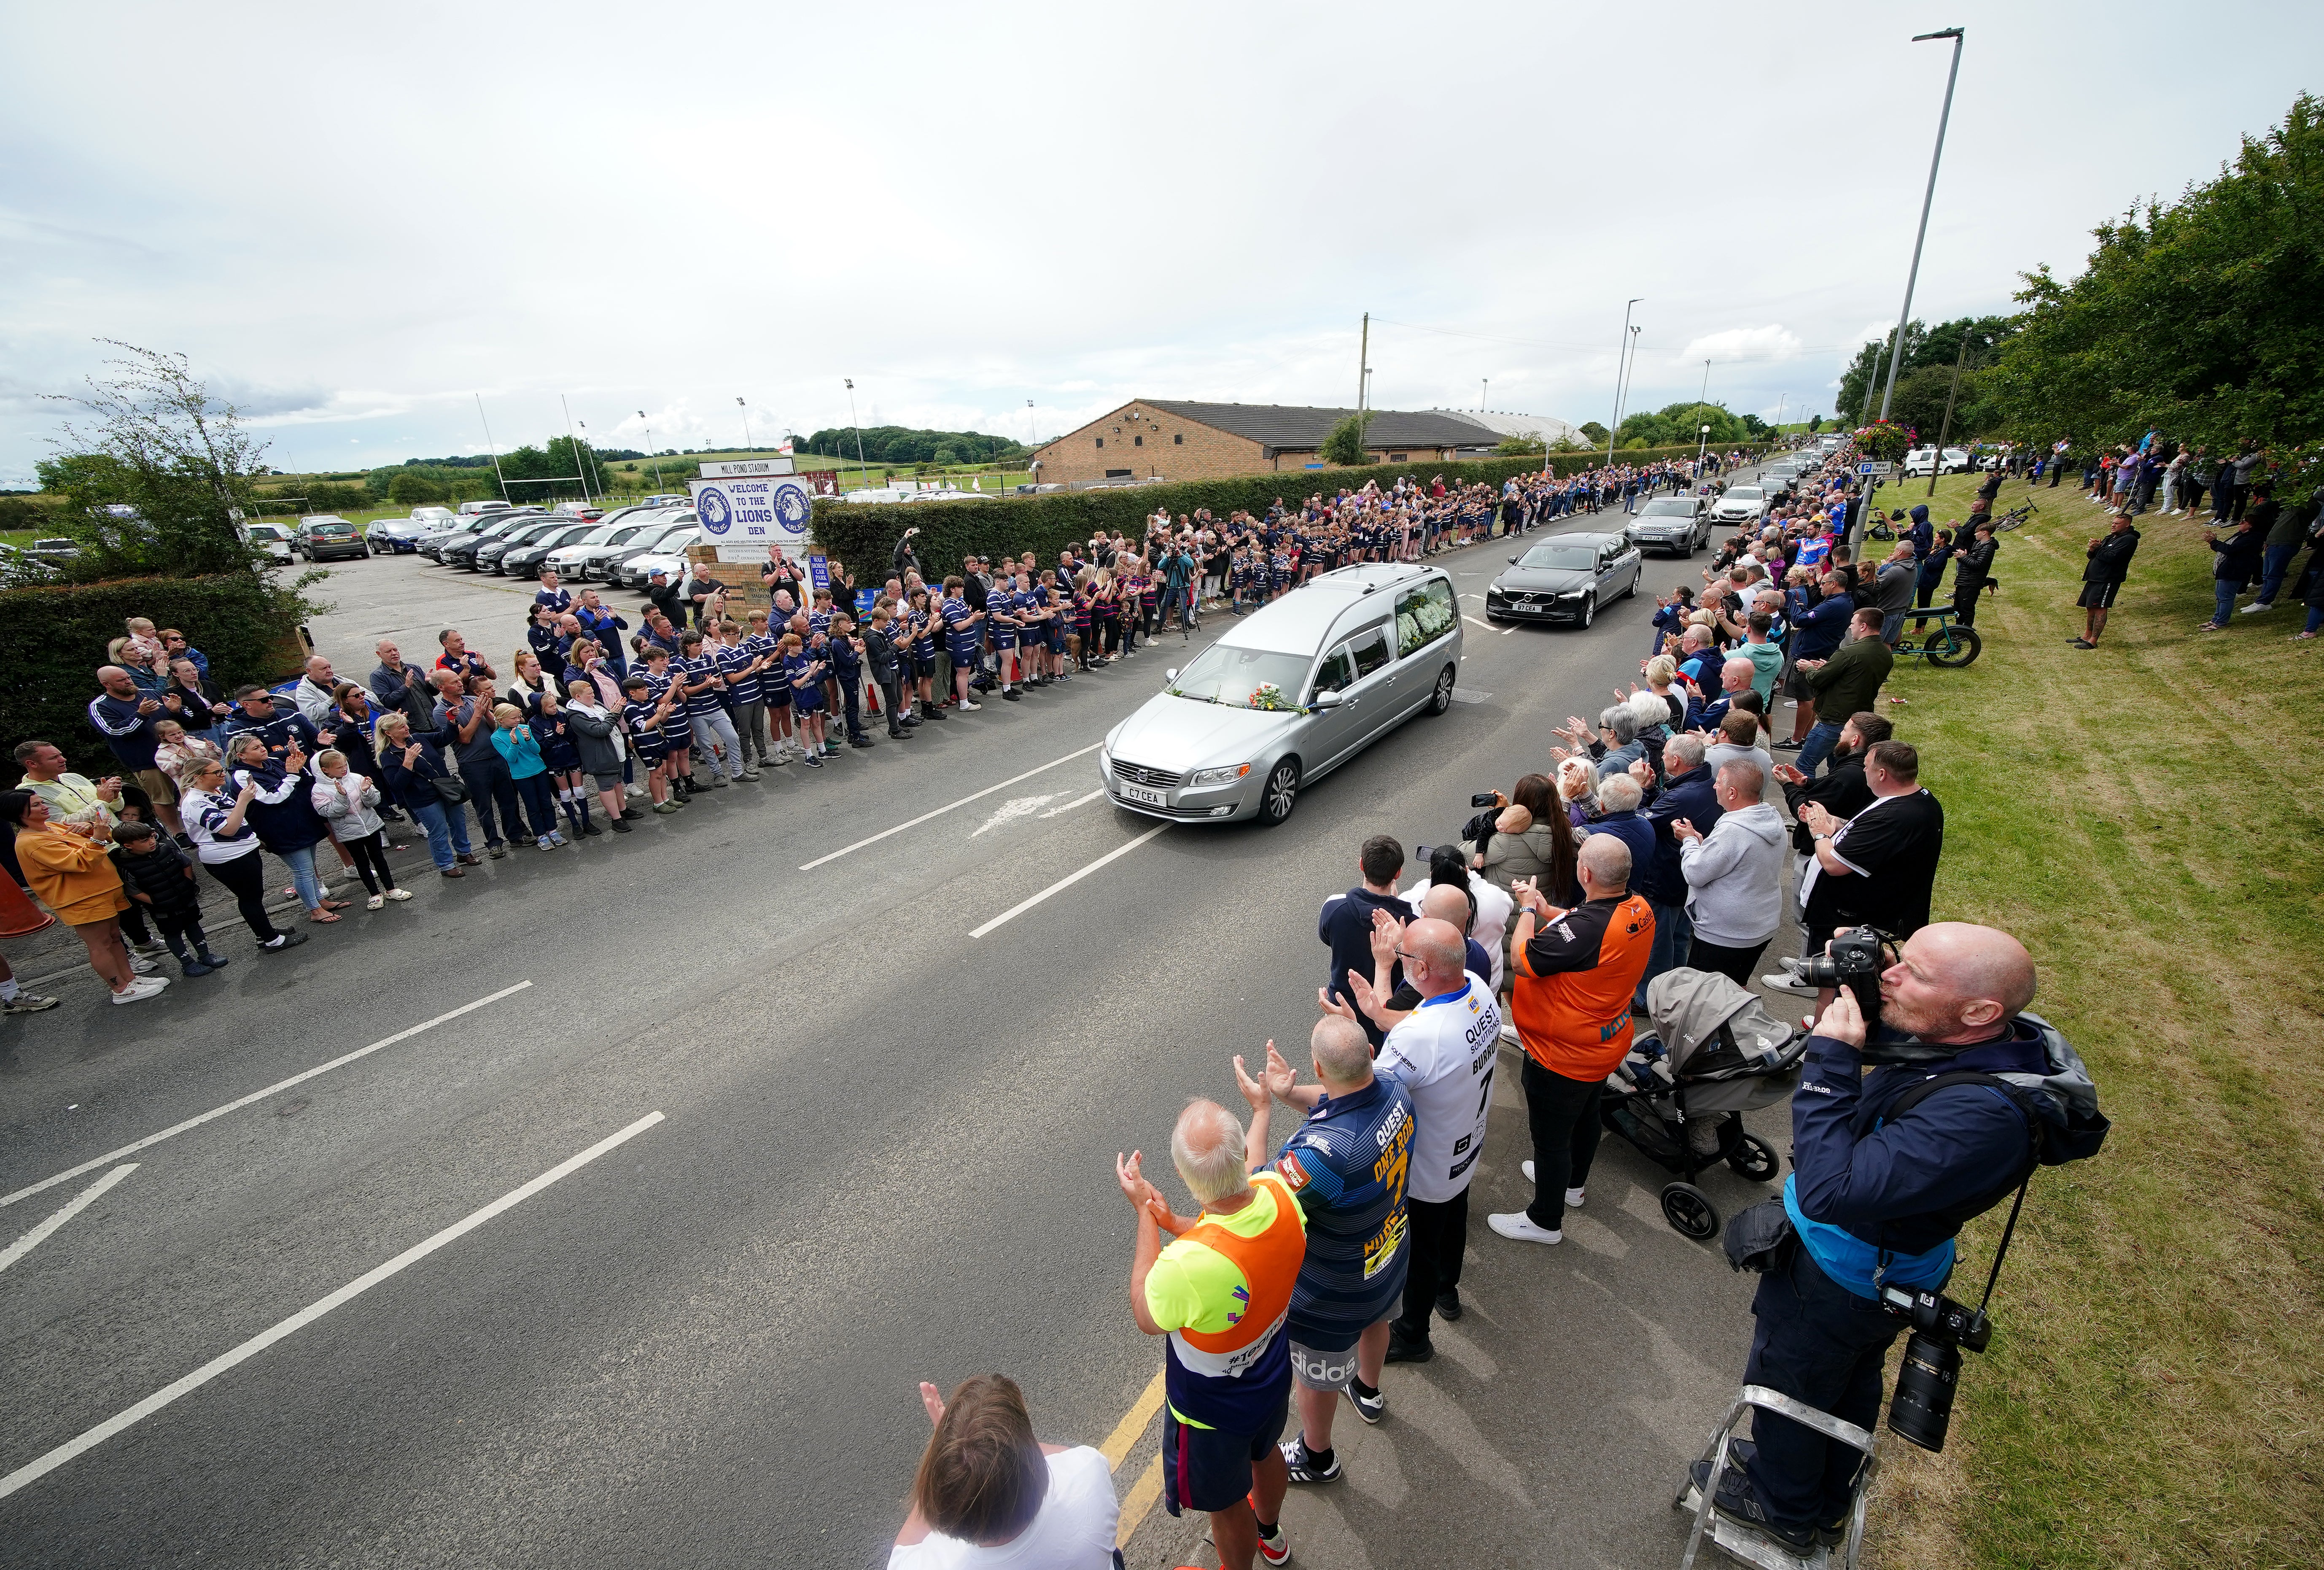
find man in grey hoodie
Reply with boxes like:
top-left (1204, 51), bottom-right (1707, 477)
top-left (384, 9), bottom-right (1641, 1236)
top-left (1671, 757), bottom-right (1787, 986)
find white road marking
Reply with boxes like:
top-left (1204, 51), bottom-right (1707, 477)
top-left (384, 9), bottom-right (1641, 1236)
top-left (798, 743), bottom-right (1104, 869)
top-left (0, 982), bottom-right (534, 1211)
top-left (1039, 788), bottom-right (1108, 818)
top-left (0, 1111), bottom-right (664, 1502)
top-left (970, 825), bottom-right (1170, 939)
top-left (971, 794), bottom-right (1064, 836)
top-left (0, 1165), bottom-right (136, 1273)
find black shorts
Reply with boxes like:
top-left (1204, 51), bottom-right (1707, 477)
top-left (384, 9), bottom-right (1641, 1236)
top-left (2077, 578), bottom-right (2123, 610)
top-left (1162, 1393), bottom-right (1289, 1516)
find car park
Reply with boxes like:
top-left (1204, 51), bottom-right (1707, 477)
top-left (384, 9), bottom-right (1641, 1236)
top-left (294, 516), bottom-right (369, 562)
top-left (1623, 497), bottom-right (1710, 556)
top-left (615, 527), bottom-right (705, 589)
top-left (548, 509), bottom-right (681, 579)
top-left (1483, 532), bottom-right (1643, 628)
top-left (441, 512), bottom-right (541, 570)
top-left (1903, 446), bottom-right (1971, 478)
top-left (1099, 563), bottom-right (1462, 828)
top-left (500, 520), bottom-right (602, 579)
top-left (1710, 484), bottom-right (1768, 528)
top-left (365, 515), bottom-right (431, 553)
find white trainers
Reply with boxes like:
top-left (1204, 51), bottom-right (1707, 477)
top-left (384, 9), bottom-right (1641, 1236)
top-left (1499, 1020), bottom-right (1520, 1045)
top-left (1516, 1161), bottom-right (1586, 1208)
top-left (111, 976), bottom-right (169, 1005)
top-left (366, 894), bottom-right (386, 910)
top-left (385, 888), bottom-right (414, 901)
top-left (1488, 1211), bottom-right (1562, 1246)
top-left (2240, 601), bottom-right (2271, 614)
top-left (1761, 971), bottom-right (1818, 997)
top-left (128, 953), bottom-right (160, 976)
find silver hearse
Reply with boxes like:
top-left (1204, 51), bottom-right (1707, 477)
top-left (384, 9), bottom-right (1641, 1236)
top-left (1100, 563), bottom-right (1462, 826)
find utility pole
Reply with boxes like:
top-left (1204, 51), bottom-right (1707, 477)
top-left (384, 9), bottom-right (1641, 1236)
top-left (1605, 298), bottom-right (1641, 471)
top-left (1879, 27), bottom-right (1966, 422)
top-left (1928, 330), bottom-right (1973, 496)
top-left (1481, 378), bottom-right (1488, 413)
top-left (561, 395), bottom-right (592, 503)
top-left (1357, 312), bottom-right (1368, 421)
top-left (1612, 324), bottom-right (1642, 445)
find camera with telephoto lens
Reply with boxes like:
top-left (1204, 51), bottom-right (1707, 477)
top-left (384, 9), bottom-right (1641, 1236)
top-left (1879, 1285), bottom-right (1992, 1451)
top-left (1783, 925), bottom-right (1887, 1025)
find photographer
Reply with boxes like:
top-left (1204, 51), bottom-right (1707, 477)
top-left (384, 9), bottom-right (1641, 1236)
top-left (1699, 923), bottom-right (2106, 1551)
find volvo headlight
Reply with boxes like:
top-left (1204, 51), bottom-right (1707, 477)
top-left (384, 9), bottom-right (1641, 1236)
top-left (1099, 744), bottom-right (1112, 774)
top-left (1188, 763), bottom-right (1251, 787)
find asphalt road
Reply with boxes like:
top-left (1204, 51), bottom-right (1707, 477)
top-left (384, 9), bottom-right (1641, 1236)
top-left (0, 486), bottom-right (1812, 1568)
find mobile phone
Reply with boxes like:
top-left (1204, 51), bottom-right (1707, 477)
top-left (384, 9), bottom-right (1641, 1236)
top-left (1470, 793), bottom-right (1499, 809)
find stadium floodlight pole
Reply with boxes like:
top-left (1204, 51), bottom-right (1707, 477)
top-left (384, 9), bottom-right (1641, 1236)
top-left (1612, 324), bottom-right (1642, 444)
top-left (638, 411), bottom-right (665, 492)
top-left (737, 396), bottom-right (754, 450)
top-left (560, 395), bottom-right (592, 504)
top-left (845, 378), bottom-right (870, 488)
top-left (1605, 299), bottom-right (1640, 469)
top-left (1481, 378), bottom-right (1488, 413)
top-left (1878, 26), bottom-right (1966, 422)
top-left (475, 393), bottom-right (509, 502)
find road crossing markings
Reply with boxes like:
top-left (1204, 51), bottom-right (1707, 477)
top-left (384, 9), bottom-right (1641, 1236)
top-left (0, 1165), bottom-right (136, 1273)
top-left (0, 981), bottom-right (535, 1211)
top-left (969, 824), bottom-right (1169, 939)
top-left (798, 742), bottom-right (1105, 870)
top-left (0, 1111), bottom-right (665, 1502)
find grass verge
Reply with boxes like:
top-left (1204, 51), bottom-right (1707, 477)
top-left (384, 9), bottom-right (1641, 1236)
top-left (1858, 474), bottom-right (2324, 1568)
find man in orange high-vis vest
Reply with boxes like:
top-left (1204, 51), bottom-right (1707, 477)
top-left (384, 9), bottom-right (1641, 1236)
top-left (1120, 1087), bottom-right (1307, 1570)
top-left (1488, 833), bottom-right (1655, 1249)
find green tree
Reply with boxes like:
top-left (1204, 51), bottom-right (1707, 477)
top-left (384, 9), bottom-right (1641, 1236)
top-left (388, 470), bottom-right (447, 506)
top-left (1578, 421), bottom-right (1610, 444)
top-left (1988, 92), bottom-right (2324, 459)
top-left (38, 342), bottom-right (268, 578)
top-left (1808, 415), bottom-right (1825, 434)
top-left (1320, 415), bottom-right (1372, 467)
top-left (1493, 434), bottom-right (1546, 456)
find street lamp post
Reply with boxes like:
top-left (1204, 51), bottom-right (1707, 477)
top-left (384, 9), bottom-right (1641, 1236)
top-left (638, 411), bottom-right (664, 493)
top-left (737, 396), bottom-right (754, 450)
top-left (1877, 27), bottom-right (1966, 422)
top-left (1605, 298), bottom-right (1641, 471)
top-left (1481, 378), bottom-right (1488, 413)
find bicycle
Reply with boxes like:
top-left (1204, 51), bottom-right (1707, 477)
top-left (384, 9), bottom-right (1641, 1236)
top-left (1992, 499), bottom-right (2038, 531)
top-left (1894, 605), bottom-right (1982, 667)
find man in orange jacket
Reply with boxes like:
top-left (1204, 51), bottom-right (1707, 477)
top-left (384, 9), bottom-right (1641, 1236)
top-left (1489, 834), bottom-right (1655, 1246)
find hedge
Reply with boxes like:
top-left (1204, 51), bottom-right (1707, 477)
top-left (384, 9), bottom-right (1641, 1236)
top-left (2, 572), bottom-right (307, 784)
top-left (808, 443), bottom-right (1768, 581)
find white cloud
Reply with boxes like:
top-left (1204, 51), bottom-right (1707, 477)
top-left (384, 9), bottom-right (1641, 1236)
top-left (1676, 325), bottom-right (1804, 366)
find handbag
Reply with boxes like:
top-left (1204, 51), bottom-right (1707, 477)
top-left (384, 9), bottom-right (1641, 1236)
top-left (428, 768), bottom-right (470, 805)
top-left (1723, 1197), bottom-right (1798, 1275)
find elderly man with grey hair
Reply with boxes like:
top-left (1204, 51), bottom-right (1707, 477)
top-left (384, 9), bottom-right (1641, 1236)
top-left (1557, 703), bottom-right (1645, 781)
top-left (291, 654), bottom-right (340, 728)
top-left (1118, 1093), bottom-right (1300, 1570)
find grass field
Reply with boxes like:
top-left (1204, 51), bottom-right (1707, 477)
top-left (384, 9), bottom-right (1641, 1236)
top-left (1858, 472), bottom-right (2324, 1568)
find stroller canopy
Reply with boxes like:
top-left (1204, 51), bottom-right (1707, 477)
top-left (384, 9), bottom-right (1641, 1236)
top-left (1645, 969), bottom-right (1799, 1078)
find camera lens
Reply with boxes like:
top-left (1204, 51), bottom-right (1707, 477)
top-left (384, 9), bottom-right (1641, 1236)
top-left (1887, 1331), bottom-right (1961, 1451)
top-left (1794, 955), bottom-right (1840, 988)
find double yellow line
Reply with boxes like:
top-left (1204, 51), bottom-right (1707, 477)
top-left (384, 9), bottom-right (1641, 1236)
top-left (1098, 1368), bottom-right (1168, 1551)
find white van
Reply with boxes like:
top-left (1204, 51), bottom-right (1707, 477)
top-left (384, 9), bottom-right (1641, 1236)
top-left (1903, 447), bottom-right (1970, 478)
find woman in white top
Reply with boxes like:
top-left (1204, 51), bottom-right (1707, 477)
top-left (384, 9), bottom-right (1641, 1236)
top-left (176, 757), bottom-right (305, 952)
top-left (890, 1375), bottom-right (1118, 1569)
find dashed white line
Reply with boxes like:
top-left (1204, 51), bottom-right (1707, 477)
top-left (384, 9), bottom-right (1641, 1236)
top-left (0, 982), bottom-right (534, 1211)
top-left (970, 825), bottom-right (1170, 939)
top-left (0, 1111), bottom-right (665, 1502)
top-left (0, 1165), bottom-right (136, 1273)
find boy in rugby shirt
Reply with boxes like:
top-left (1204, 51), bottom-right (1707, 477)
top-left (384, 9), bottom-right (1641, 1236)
top-left (636, 645), bottom-right (702, 800)
top-left (618, 674), bottom-right (683, 814)
top-left (675, 630), bottom-right (749, 787)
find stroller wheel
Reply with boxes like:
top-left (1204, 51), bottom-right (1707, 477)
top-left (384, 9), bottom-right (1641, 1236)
top-left (1661, 1182), bottom-right (1721, 1241)
top-left (1727, 1133), bottom-right (1782, 1182)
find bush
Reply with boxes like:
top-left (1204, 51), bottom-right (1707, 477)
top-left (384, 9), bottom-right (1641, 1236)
top-left (1, 572), bottom-right (310, 782)
top-left (810, 443), bottom-right (1758, 583)
top-left (302, 482), bottom-right (368, 513)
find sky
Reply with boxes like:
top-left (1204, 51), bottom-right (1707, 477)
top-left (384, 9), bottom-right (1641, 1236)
top-left (3, 1), bottom-right (2317, 487)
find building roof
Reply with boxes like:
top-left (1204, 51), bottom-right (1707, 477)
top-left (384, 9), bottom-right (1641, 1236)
top-left (1140, 401), bottom-right (1500, 452)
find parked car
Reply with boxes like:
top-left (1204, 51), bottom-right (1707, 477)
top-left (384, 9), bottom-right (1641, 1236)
top-left (0, 542), bottom-right (59, 582)
top-left (500, 520), bottom-right (602, 579)
top-left (1099, 563), bottom-right (1462, 828)
top-left (1903, 446), bottom-right (1970, 478)
top-left (615, 527), bottom-right (705, 589)
top-left (553, 502), bottom-right (606, 521)
top-left (1709, 484), bottom-right (1768, 528)
top-left (601, 517), bottom-right (700, 585)
top-left (25, 537), bottom-right (83, 568)
top-left (1623, 496), bottom-right (1711, 557)
top-left (457, 499), bottom-right (515, 518)
top-left (544, 509), bottom-right (669, 579)
top-left (242, 522), bottom-right (295, 563)
top-left (475, 518), bottom-right (576, 575)
top-left (442, 513), bottom-right (542, 570)
top-left (1482, 532), bottom-right (1643, 628)
top-left (366, 516), bottom-right (425, 553)
top-left (294, 516), bottom-right (369, 562)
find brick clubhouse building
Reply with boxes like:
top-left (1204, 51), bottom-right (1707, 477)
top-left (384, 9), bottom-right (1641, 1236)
top-left (1030, 399), bottom-right (1531, 487)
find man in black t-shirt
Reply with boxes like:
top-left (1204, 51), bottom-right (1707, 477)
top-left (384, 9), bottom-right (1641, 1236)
top-left (2076, 513), bottom-right (2141, 648)
top-left (1791, 739), bottom-right (1943, 979)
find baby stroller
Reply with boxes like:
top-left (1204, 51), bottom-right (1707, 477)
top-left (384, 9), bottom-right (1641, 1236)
top-left (1599, 969), bottom-right (1810, 1241)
